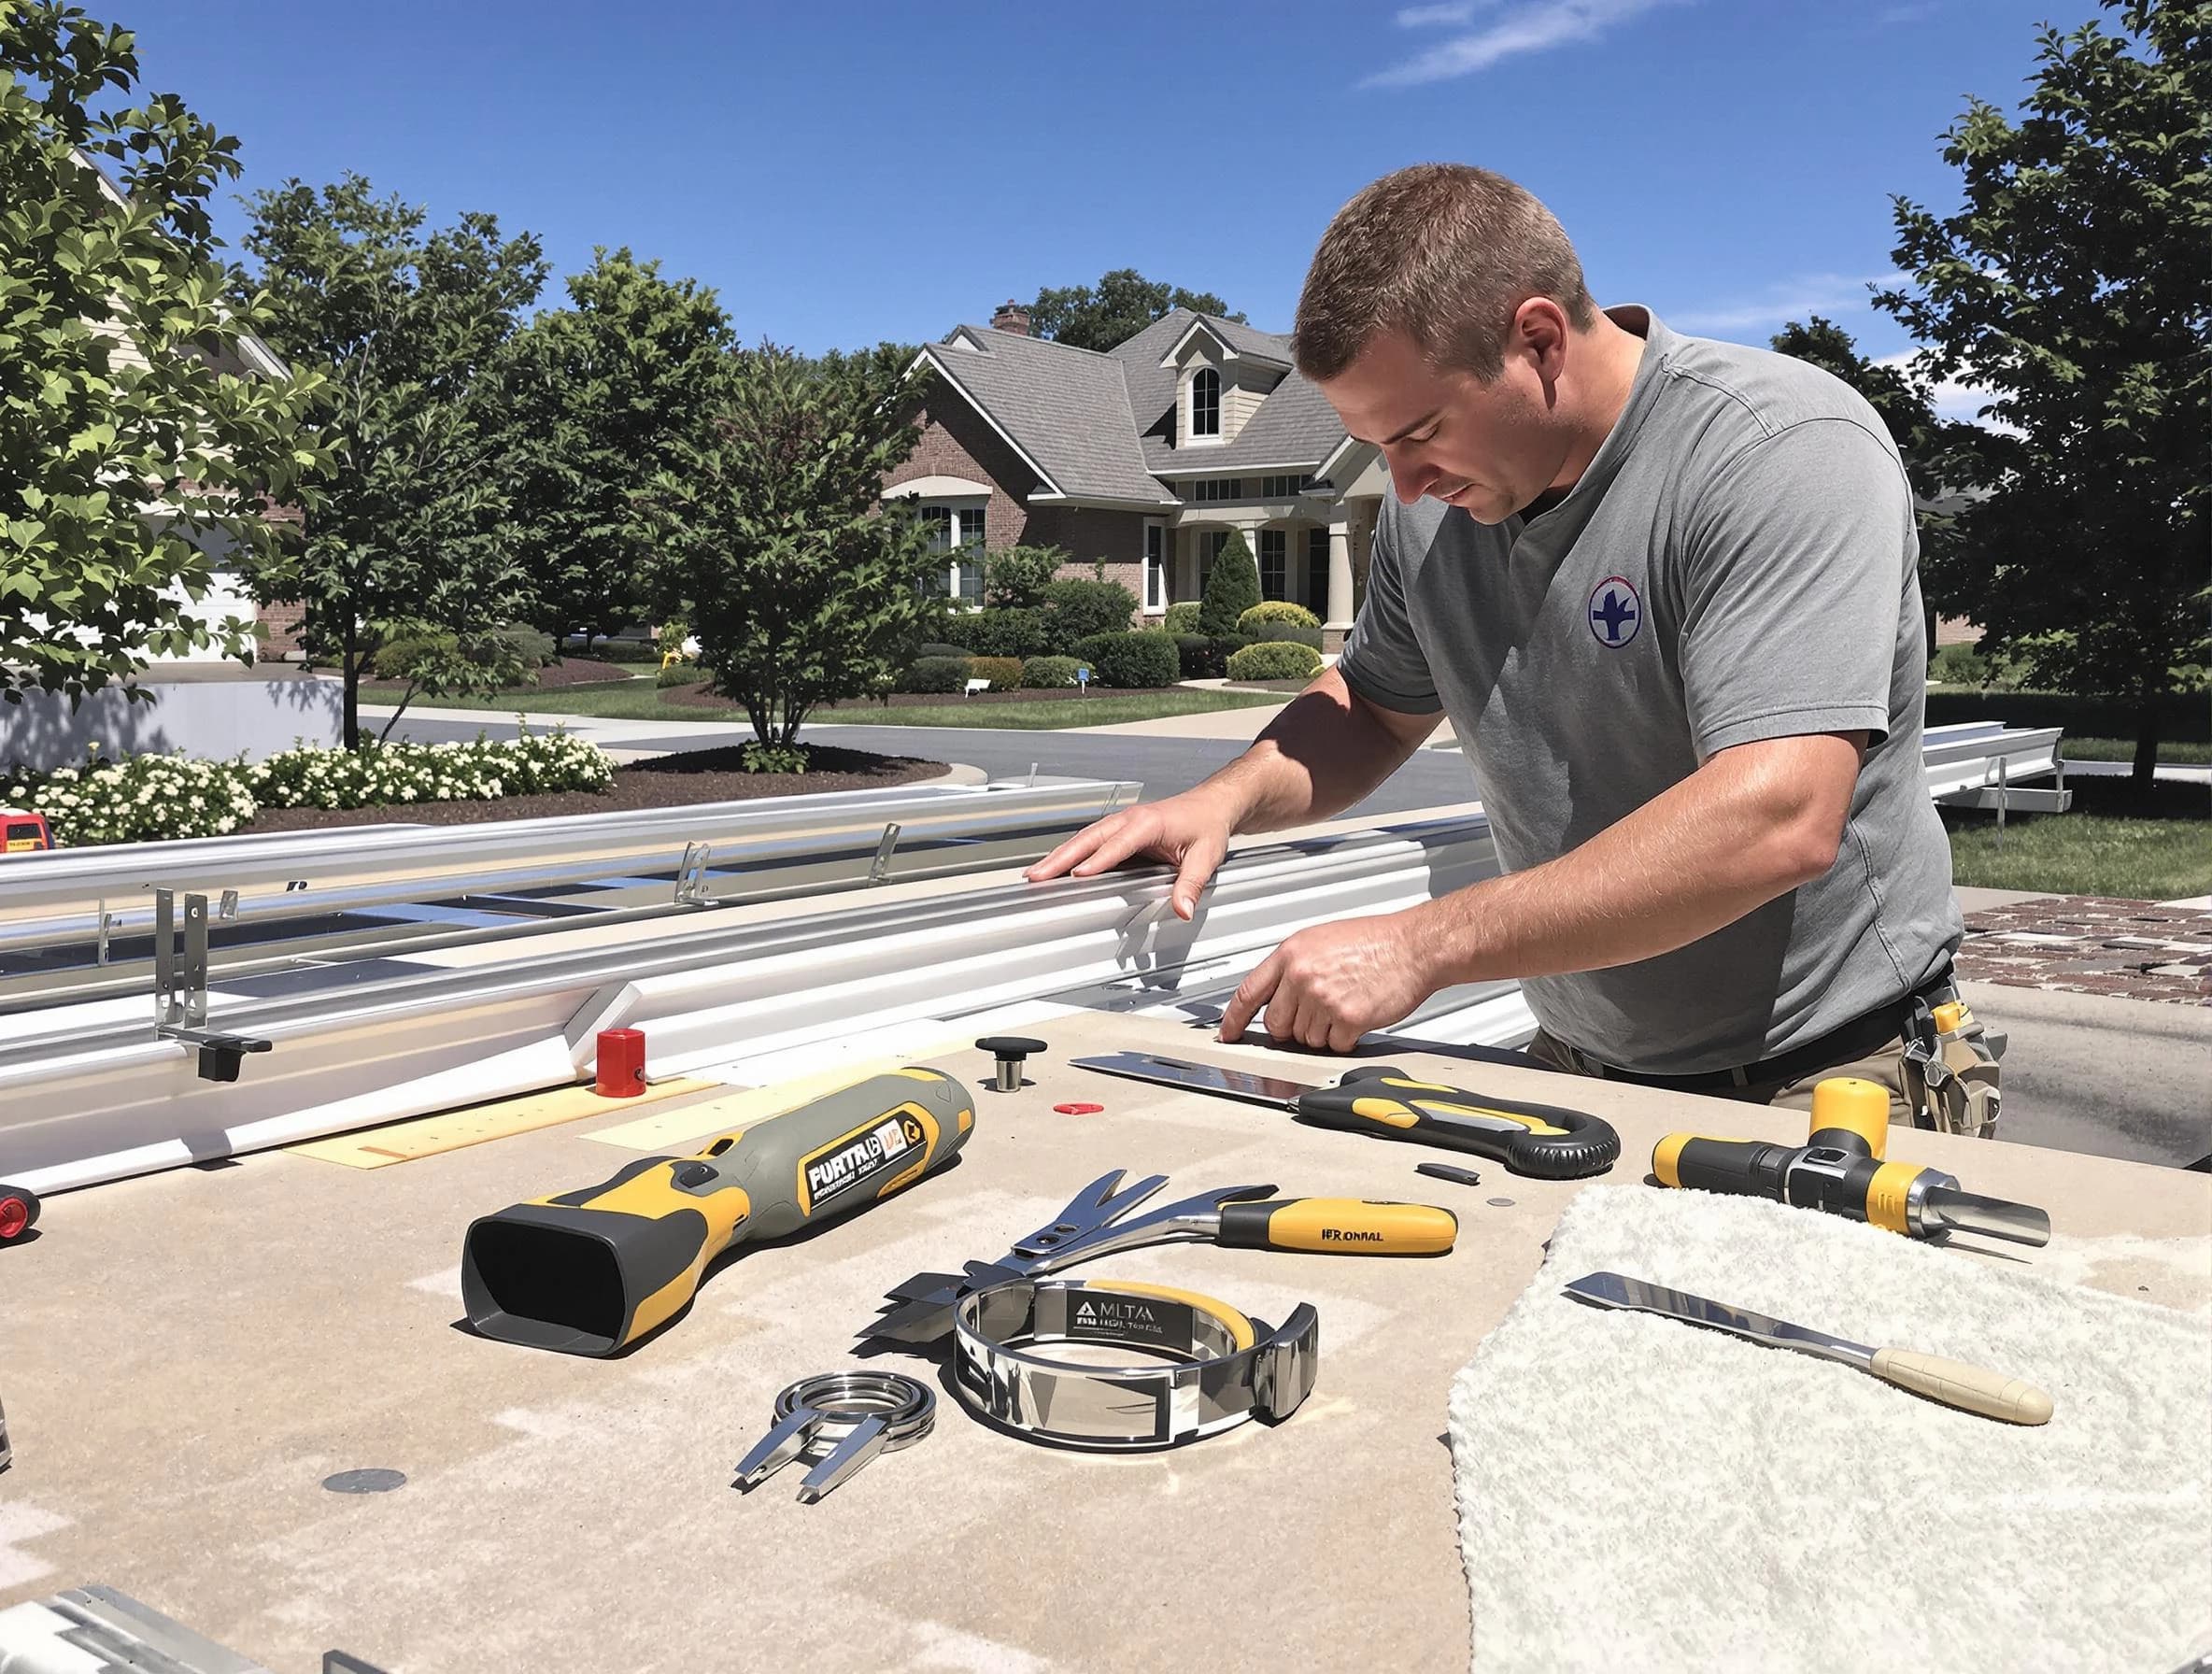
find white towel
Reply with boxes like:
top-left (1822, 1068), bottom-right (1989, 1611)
top-left (1447, 1185), bottom-right (2212, 1673)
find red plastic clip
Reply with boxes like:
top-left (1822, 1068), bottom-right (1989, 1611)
top-left (594, 1028), bottom-right (647, 1098)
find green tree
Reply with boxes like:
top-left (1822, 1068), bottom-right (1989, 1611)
top-left (982, 543), bottom-right (1069, 607)
top-left (235, 174), bottom-right (548, 747)
top-left (635, 343), bottom-right (943, 748)
top-left (502, 247), bottom-right (731, 648)
top-left (1875, 0), bottom-right (2209, 787)
top-left (1028, 268), bottom-right (1246, 352)
top-left (1198, 529), bottom-right (1262, 638)
top-left (2, 1), bottom-right (325, 706)
top-left (1770, 315), bottom-right (1974, 624)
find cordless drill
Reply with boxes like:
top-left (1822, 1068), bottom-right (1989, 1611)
top-left (1652, 1076), bottom-right (2049, 1245)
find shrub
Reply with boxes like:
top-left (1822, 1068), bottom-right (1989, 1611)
top-left (1238, 601), bottom-right (1319, 631)
top-left (741, 743), bottom-right (809, 774)
top-left (983, 544), bottom-right (1070, 608)
top-left (915, 642), bottom-right (969, 661)
top-left (1171, 633), bottom-right (1253, 679)
top-left (903, 656), bottom-right (972, 694)
top-left (6, 751), bottom-right (259, 846)
top-left (937, 606), bottom-right (1053, 660)
top-left (1252, 620), bottom-right (1324, 649)
top-left (1078, 631), bottom-right (1181, 688)
top-left (657, 661), bottom-right (704, 688)
top-left (1928, 644), bottom-right (1992, 686)
top-left (968, 656), bottom-right (1024, 689)
top-left (1019, 655), bottom-right (1082, 688)
top-left (1198, 531), bottom-right (1263, 636)
top-left (1041, 577), bottom-right (1138, 646)
top-left (370, 625), bottom-right (457, 681)
top-left (494, 624), bottom-right (558, 668)
top-left (1227, 641), bottom-right (1323, 682)
top-left (1163, 601), bottom-right (1204, 634)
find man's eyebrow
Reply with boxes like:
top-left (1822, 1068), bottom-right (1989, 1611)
top-left (1358, 407), bottom-right (1441, 448)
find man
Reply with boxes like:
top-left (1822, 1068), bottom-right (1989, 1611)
top-left (1025, 163), bottom-right (1964, 1115)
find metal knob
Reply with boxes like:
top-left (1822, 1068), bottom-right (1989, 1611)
top-left (974, 1036), bottom-right (1047, 1094)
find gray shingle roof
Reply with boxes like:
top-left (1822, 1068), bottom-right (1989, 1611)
top-left (926, 329), bottom-right (1177, 506)
top-left (925, 310), bottom-right (1346, 505)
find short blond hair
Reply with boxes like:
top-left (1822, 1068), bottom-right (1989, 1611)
top-left (1293, 163), bottom-right (1596, 383)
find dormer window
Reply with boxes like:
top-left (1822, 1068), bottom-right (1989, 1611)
top-left (1191, 368), bottom-right (1221, 438)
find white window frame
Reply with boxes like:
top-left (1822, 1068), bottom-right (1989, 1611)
top-left (1188, 367), bottom-right (1222, 442)
top-left (920, 497), bottom-right (988, 606)
top-left (1143, 520), bottom-right (1167, 614)
top-left (1257, 528), bottom-right (1286, 601)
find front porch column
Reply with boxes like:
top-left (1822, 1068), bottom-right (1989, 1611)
top-left (1325, 519), bottom-right (1354, 652)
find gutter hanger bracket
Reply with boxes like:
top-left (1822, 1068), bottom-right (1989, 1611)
top-left (151, 887), bottom-right (273, 1083)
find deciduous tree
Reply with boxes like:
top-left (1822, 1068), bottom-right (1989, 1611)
top-left (1028, 268), bottom-right (1245, 352)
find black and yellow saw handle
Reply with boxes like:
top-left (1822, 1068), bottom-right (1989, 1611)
top-left (461, 1068), bottom-right (974, 1356)
top-left (1294, 1067), bottom-right (1620, 1180)
top-left (1216, 1197), bottom-right (1458, 1254)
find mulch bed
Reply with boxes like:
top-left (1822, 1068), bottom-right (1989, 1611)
top-left (236, 745), bottom-right (946, 833)
top-left (1955, 895), bottom-right (2212, 1006)
top-left (661, 684), bottom-right (1194, 714)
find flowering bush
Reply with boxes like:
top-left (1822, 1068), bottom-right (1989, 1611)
top-left (6, 726), bottom-right (615, 847)
top-left (5, 752), bottom-right (261, 847)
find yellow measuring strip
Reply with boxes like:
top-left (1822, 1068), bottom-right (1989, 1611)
top-left (287, 1077), bottom-right (718, 1169)
top-left (583, 1040), bottom-right (973, 1151)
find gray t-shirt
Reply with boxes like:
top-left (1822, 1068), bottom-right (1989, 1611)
top-left (1337, 305), bottom-right (1962, 1074)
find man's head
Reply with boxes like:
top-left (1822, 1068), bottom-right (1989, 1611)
top-left (1294, 163), bottom-right (1609, 522)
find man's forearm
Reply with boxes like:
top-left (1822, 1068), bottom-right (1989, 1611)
top-left (1196, 668), bottom-right (1436, 832)
top-left (1409, 732), bottom-right (1860, 985)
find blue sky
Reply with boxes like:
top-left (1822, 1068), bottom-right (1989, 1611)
top-left (125, 0), bottom-right (2105, 410)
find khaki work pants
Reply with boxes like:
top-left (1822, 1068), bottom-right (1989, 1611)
top-left (1525, 1029), bottom-right (1916, 1124)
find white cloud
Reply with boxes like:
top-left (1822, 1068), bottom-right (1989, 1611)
top-left (1669, 272), bottom-right (1901, 334)
top-left (1363, 0), bottom-right (1681, 88)
top-left (1875, 351), bottom-right (2020, 433)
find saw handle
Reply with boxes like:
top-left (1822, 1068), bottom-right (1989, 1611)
top-left (1870, 1347), bottom-right (2053, 1426)
top-left (1304, 1069), bottom-right (1620, 1180)
top-left (1215, 1197), bottom-right (1458, 1255)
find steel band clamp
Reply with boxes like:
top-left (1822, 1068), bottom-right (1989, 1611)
top-left (952, 1277), bottom-right (1319, 1452)
top-left (732, 1370), bottom-right (935, 1502)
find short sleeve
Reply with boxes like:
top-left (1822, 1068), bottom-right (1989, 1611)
top-left (1335, 504), bottom-right (1444, 715)
top-left (1679, 419), bottom-right (1911, 759)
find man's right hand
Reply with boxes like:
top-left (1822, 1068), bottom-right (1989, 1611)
top-left (1021, 787), bottom-right (1242, 920)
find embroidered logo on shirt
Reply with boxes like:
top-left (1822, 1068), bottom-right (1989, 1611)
top-left (1587, 576), bottom-right (1642, 648)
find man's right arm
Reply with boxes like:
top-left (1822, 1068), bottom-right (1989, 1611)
top-left (1021, 668), bottom-right (1439, 918)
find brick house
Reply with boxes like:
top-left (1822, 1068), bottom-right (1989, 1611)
top-left (886, 302), bottom-right (1395, 649)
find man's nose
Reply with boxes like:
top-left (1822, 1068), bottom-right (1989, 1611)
top-left (1384, 447), bottom-right (1430, 504)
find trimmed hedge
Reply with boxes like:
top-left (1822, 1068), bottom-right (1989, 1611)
top-left (1227, 641), bottom-right (1323, 682)
top-left (904, 656), bottom-right (972, 693)
top-left (937, 607), bottom-right (1054, 660)
top-left (968, 656), bottom-right (1024, 689)
top-left (1073, 631), bottom-right (1181, 688)
top-left (1163, 602), bottom-right (1204, 634)
top-left (1042, 577), bottom-right (1138, 644)
top-left (1252, 621), bottom-right (1323, 649)
top-left (915, 641), bottom-right (969, 661)
top-left (1020, 655), bottom-right (1082, 688)
top-left (1238, 601), bottom-right (1319, 631)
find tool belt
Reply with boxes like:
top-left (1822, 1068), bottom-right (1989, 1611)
top-left (1555, 959), bottom-right (2005, 1137)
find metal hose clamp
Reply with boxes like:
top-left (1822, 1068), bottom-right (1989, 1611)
top-left (952, 1276), bottom-right (1319, 1452)
top-left (733, 1370), bottom-right (936, 1502)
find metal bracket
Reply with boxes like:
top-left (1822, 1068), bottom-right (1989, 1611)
top-left (96, 899), bottom-right (115, 967)
top-left (868, 822), bottom-right (902, 885)
top-left (674, 842), bottom-right (714, 906)
top-left (152, 888), bottom-right (272, 1083)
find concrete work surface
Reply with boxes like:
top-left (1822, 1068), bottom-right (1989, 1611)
top-left (1, 1014), bottom-right (2206, 1672)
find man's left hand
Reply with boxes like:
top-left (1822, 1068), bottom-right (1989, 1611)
top-left (1218, 910), bottom-right (1439, 1052)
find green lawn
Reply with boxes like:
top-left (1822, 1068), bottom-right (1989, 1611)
top-left (2061, 736), bottom-right (2212, 766)
top-left (370, 684), bottom-right (1290, 730)
top-left (1944, 779), bottom-right (2210, 899)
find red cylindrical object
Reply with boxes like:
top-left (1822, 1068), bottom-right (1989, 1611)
top-left (594, 1028), bottom-right (646, 1098)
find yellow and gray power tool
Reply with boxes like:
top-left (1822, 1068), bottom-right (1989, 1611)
top-left (462, 1068), bottom-right (974, 1356)
top-left (1901, 996), bottom-right (2004, 1139)
top-left (1652, 1075), bottom-right (2049, 1245)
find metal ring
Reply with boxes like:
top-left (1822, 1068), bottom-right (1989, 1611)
top-left (951, 1277), bottom-right (1318, 1453)
top-left (772, 1371), bottom-right (935, 1457)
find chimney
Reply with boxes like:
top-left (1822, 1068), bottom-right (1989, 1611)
top-left (990, 298), bottom-right (1031, 335)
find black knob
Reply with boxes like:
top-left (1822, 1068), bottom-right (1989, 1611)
top-left (975, 1036), bottom-right (1047, 1093)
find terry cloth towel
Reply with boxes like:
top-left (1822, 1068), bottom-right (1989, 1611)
top-left (1447, 1185), bottom-right (2212, 1674)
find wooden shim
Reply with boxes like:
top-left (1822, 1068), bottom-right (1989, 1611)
top-left (286, 1077), bottom-right (719, 1169)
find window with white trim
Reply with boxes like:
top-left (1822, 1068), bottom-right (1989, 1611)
top-left (1188, 478), bottom-right (1244, 503)
top-left (917, 501), bottom-right (986, 604)
top-left (1143, 521), bottom-right (1167, 612)
top-left (1259, 474), bottom-right (1315, 497)
top-left (1257, 529), bottom-right (1286, 601)
top-left (1190, 368), bottom-right (1221, 438)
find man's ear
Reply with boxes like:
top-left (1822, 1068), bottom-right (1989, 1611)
top-left (1512, 297), bottom-right (1571, 385)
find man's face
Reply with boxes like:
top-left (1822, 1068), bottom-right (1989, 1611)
top-left (1314, 325), bottom-right (1571, 523)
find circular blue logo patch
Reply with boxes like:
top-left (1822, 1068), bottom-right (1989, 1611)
top-left (1587, 575), bottom-right (1642, 648)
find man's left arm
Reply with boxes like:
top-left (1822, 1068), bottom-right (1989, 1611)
top-left (1222, 419), bottom-right (1912, 1050)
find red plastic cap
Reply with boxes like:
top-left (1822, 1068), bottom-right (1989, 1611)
top-left (1052, 1102), bottom-right (1105, 1115)
top-left (594, 1028), bottom-right (647, 1098)
top-left (0, 1195), bottom-right (29, 1241)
